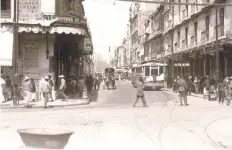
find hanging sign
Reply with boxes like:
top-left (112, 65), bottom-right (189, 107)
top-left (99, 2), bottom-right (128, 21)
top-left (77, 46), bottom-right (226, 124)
top-left (83, 38), bottom-right (92, 54)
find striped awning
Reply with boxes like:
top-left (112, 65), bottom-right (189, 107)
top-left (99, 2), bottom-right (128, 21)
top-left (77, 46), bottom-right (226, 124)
top-left (0, 31), bottom-right (13, 66)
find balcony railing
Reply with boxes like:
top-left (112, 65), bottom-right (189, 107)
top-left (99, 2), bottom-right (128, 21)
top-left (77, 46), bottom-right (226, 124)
top-left (42, 14), bottom-right (87, 25)
top-left (201, 31), bottom-right (206, 43)
top-left (1, 10), bottom-right (11, 18)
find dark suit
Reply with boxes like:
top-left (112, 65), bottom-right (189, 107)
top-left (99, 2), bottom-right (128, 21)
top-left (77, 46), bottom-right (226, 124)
top-left (177, 78), bottom-right (188, 105)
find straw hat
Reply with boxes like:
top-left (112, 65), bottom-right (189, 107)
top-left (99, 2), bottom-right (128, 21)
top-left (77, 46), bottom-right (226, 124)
top-left (24, 76), bottom-right (30, 81)
top-left (58, 75), bottom-right (65, 78)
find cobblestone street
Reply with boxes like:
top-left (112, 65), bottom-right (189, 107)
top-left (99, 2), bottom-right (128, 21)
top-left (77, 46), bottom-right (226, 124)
top-left (0, 81), bottom-right (232, 150)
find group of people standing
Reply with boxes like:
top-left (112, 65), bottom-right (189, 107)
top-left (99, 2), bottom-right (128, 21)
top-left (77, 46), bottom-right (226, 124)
top-left (173, 75), bottom-right (232, 106)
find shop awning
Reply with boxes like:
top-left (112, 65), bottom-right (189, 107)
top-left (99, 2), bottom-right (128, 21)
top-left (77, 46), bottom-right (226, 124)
top-left (1, 24), bottom-right (87, 35)
top-left (0, 31), bottom-right (13, 66)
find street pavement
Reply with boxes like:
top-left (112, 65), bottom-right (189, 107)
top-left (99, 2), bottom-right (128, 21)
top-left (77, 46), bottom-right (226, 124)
top-left (0, 80), bottom-right (232, 150)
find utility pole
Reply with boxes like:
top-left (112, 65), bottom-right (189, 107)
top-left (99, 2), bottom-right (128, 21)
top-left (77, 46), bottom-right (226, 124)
top-left (13, 0), bottom-right (18, 74)
top-left (215, 6), bottom-right (220, 85)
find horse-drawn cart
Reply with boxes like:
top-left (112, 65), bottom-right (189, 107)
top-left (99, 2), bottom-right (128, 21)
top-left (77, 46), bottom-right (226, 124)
top-left (103, 68), bottom-right (117, 90)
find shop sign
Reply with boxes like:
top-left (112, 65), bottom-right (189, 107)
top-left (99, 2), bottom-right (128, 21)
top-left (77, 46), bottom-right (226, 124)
top-left (174, 63), bottom-right (190, 66)
top-left (58, 16), bottom-right (87, 25)
top-left (84, 38), bottom-right (92, 54)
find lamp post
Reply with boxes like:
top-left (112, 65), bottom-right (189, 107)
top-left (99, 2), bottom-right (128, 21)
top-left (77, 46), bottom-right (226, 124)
top-left (13, 0), bottom-right (18, 74)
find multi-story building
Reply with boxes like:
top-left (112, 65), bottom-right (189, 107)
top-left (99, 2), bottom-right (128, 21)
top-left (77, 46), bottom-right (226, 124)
top-left (143, 4), bottom-right (164, 63)
top-left (163, 0), bottom-right (232, 84)
top-left (0, 0), bottom-right (93, 87)
top-left (129, 2), bottom-right (156, 67)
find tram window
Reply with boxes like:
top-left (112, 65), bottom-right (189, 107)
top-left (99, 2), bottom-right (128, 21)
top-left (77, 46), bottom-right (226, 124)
top-left (151, 69), bottom-right (158, 76)
top-left (145, 67), bottom-right (150, 76)
top-left (159, 67), bottom-right (164, 75)
top-left (137, 68), bottom-right (142, 73)
top-left (132, 68), bottom-right (135, 73)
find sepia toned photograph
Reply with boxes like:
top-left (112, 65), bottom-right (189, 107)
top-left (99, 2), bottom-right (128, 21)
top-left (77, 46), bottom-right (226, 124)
top-left (0, 0), bottom-right (232, 149)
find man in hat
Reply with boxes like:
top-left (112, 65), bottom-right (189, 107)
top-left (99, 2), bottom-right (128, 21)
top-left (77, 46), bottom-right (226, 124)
top-left (22, 76), bottom-right (32, 106)
top-left (58, 75), bottom-right (68, 101)
top-left (40, 76), bottom-right (51, 108)
top-left (176, 75), bottom-right (189, 106)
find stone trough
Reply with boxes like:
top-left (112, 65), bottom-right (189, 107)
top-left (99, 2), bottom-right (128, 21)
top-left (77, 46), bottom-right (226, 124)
top-left (17, 128), bottom-right (74, 149)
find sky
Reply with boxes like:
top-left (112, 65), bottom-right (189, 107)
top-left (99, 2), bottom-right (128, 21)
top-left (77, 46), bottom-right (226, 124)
top-left (83, 0), bottom-right (131, 63)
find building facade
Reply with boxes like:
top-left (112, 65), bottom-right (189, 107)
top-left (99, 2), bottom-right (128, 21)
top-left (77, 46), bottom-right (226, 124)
top-left (143, 4), bottom-right (164, 63)
top-left (163, 0), bottom-right (232, 85)
top-left (0, 0), bottom-right (93, 88)
top-left (129, 2), bottom-right (156, 67)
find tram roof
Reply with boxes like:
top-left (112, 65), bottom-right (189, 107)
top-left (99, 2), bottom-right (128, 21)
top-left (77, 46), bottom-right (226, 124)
top-left (138, 62), bottom-right (167, 67)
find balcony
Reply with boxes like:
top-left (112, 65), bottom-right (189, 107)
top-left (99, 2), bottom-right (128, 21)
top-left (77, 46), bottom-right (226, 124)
top-left (1, 10), bottom-right (11, 18)
top-left (42, 14), bottom-right (87, 26)
top-left (201, 31), bottom-right (206, 43)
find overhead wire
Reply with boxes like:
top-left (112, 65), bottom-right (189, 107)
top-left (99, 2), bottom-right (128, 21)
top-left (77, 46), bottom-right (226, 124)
top-left (117, 0), bottom-right (232, 6)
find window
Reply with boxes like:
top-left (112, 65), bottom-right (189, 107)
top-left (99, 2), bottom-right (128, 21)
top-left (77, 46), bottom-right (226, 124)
top-left (159, 67), bottom-right (164, 75)
top-left (205, 15), bottom-right (209, 40)
top-left (151, 69), bottom-right (158, 76)
top-left (194, 22), bottom-right (198, 44)
top-left (145, 67), bottom-right (150, 76)
top-left (1, 0), bottom-right (11, 10)
top-left (177, 31), bottom-right (180, 46)
top-left (220, 7), bottom-right (224, 36)
top-left (185, 27), bottom-right (188, 46)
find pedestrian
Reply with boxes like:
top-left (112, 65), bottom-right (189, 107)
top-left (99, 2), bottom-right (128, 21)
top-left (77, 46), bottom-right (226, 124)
top-left (22, 76), bottom-right (32, 107)
top-left (30, 78), bottom-right (36, 102)
top-left (70, 76), bottom-right (77, 97)
top-left (48, 75), bottom-right (54, 101)
top-left (133, 77), bottom-right (147, 107)
top-left (226, 76), bottom-right (232, 106)
top-left (41, 76), bottom-right (51, 109)
top-left (218, 78), bottom-right (226, 104)
top-left (177, 76), bottom-right (189, 106)
top-left (193, 76), bottom-right (199, 94)
top-left (202, 76), bottom-right (210, 100)
top-left (0, 75), bottom-right (6, 104)
top-left (58, 75), bottom-right (68, 101)
top-left (78, 75), bottom-right (85, 98)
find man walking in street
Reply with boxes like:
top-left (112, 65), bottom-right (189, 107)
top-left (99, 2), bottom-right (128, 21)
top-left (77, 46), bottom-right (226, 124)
top-left (41, 76), bottom-right (51, 109)
top-left (177, 76), bottom-right (189, 106)
top-left (133, 77), bottom-right (147, 107)
top-left (22, 76), bottom-right (32, 107)
top-left (58, 75), bottom-right (68, 101)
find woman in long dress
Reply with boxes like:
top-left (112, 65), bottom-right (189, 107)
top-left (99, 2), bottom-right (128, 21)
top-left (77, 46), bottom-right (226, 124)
top-left (0, 76), bottom-right (6, 103)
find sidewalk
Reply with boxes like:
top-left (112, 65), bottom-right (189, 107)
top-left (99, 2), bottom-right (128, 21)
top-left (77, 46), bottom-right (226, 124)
top-left (0, 98), bottom-right (89, 109)
top-left (163, 88), bottom-right (203, 98)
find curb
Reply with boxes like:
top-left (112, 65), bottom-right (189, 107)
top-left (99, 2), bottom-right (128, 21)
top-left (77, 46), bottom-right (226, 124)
top-left (0, 101), bottom-right (90, 109)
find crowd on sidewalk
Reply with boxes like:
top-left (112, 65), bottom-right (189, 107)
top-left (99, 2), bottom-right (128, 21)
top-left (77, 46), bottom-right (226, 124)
top-left (0, 73), bottom-right (102, 108)
top-left (172, 75), bottom-right (232, 106)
